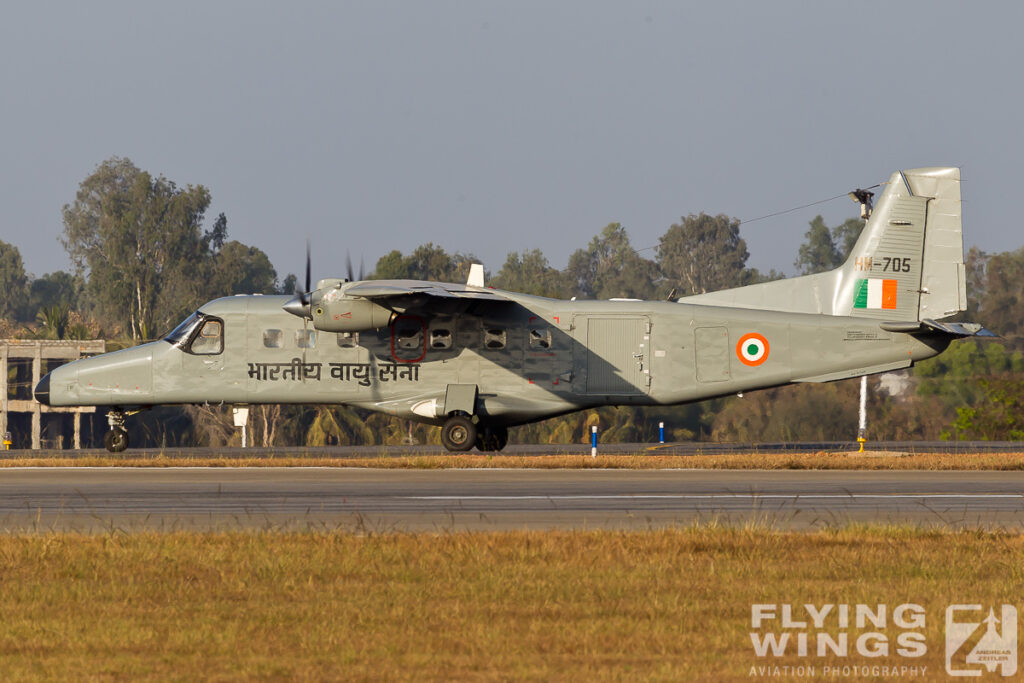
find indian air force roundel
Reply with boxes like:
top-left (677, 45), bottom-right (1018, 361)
top-left (736, 333), bottom-right (769, 366)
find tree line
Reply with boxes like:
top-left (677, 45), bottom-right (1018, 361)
top-left (2, 157), bottom-right (1023, 447)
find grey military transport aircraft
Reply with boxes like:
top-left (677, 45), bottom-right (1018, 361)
top-left (36, 167), bottom-right (991, 452)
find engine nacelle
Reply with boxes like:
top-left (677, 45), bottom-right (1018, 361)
top-left (311, 298), bottom-right (396, 332)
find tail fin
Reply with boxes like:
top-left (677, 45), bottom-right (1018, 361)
top-left (682, 167), bottom-right (966, 321)
top-left (841, 167), bottom-right (964, 320)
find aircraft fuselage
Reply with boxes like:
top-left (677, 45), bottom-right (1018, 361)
top-left (39, 291), bottom-right (947, 427)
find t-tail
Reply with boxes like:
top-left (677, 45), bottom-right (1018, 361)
top-left (683, 167), bottom-right (992, 338)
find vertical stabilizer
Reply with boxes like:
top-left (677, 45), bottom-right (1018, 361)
top-left (840, 167), bottom-right (964, 321)
top-left (681, 167), bottom-right (966, 322)
top-left (838, 169), bottom-right (929, 320)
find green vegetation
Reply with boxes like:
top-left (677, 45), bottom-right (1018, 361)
top-left (0, 527), bottom-right (1020, 679)
top-left (4, 155), bottom-right (1024, 448)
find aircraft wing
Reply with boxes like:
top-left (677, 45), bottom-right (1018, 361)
top-left (343, 279), bottom-right (511, 302)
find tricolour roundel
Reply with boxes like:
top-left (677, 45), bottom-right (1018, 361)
top-left (736, 332), bottom-right (770, 367)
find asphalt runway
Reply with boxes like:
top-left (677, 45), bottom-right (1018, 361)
top-left (2, 468), bottom-right (1023, 532)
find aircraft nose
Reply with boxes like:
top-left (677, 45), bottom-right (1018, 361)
top-left (34, 373), bottom-right (51, 406)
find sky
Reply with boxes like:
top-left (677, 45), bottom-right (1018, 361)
top-left (2, 1), bottom-right (1022, 285)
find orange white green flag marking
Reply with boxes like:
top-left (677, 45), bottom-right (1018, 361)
top-left (853, 278), bottom-right (897, 310)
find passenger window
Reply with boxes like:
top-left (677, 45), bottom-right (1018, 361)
top-left (337, 332), bottom-right (359, 348)
top-left (189, 319), bottom-right (223, 355)
top-left (430, 328), bottom-right (453, 350)
top-left (296, 329), bottom-right (316, 349)
top-left (263, 329), bottom-right (283, 348)
top-left (529, 328), bottom-right (551, 349)
top-left (396, 324), bottom-right (422, 350)
top-left (483, 328), bottom-right (506, 350)
top-left (392, 317), bottom-right (426, 362)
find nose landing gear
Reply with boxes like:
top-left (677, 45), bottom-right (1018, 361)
top-left (103, 408), bottom-right (144, 453)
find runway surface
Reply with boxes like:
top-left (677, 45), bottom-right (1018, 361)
top-left (2, 468), bottom-right (1023, 532)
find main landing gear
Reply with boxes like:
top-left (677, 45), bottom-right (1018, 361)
top-left (476, 425), bottom-right (508, 452)
top-left (440, 414), bottom-right (508, 453)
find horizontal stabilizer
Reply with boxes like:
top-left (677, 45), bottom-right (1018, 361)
top-left (878, 319), bottom-right (995, 338)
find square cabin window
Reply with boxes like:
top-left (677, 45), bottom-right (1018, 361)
top-left (263, 329), bottom-right (283, 348)
top-left (430, 328), bottom-right (453, 350)
top-left (483, 328), bottom-right (506, 350)
top-left (529, 328), bottom-right (551, 349)
top-left (337, 332), bottom-right (360, 348)
top-left (295, 329), bottom-right (316, 349)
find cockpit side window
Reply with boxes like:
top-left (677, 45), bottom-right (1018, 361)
top-left (187, 318), bottom-right (224, 355)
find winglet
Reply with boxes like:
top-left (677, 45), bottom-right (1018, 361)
top-left (467, 263), bottom-right (485, 288)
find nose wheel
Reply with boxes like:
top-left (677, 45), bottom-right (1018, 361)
top-left (103, 428), bottom-right (129, 453)
top-left (103, 409), bottom-right (130, 453)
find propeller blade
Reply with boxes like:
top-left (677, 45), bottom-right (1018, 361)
top-left (346, 252), bottom-right (354, 282)
top-left (359, 256), bottom-right (365, 281)
top-left (284, 241), bottom-right (314, 319)
top-left (303, 241), bottom-right (312, 303)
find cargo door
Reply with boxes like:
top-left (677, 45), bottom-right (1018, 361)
top-left (584, 317), bottom-right (648, 395)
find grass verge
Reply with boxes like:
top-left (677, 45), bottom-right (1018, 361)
top-left (2, 452), bottom-right (1024, 469)
top-left (0, 526), bottom-right (1020, 680)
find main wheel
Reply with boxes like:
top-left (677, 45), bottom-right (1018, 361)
top-left (476, 426), bottom-right (509, 452)
top-left (441, 415), bottom-right (477, 452)
top-left (104, 428), bottom-right (129, 453)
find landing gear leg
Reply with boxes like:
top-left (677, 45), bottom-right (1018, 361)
top-left (104, 409), bottom-right (129, 453)
top-left (475, 426), bottom-right (509, 452)
top-left (441, 415), bottom-right (477, 452)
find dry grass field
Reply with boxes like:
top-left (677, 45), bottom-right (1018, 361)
top-left (0, 527), bottom-right (1021, 680)
top-left (2, 451), bottom-right (1024, 469)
